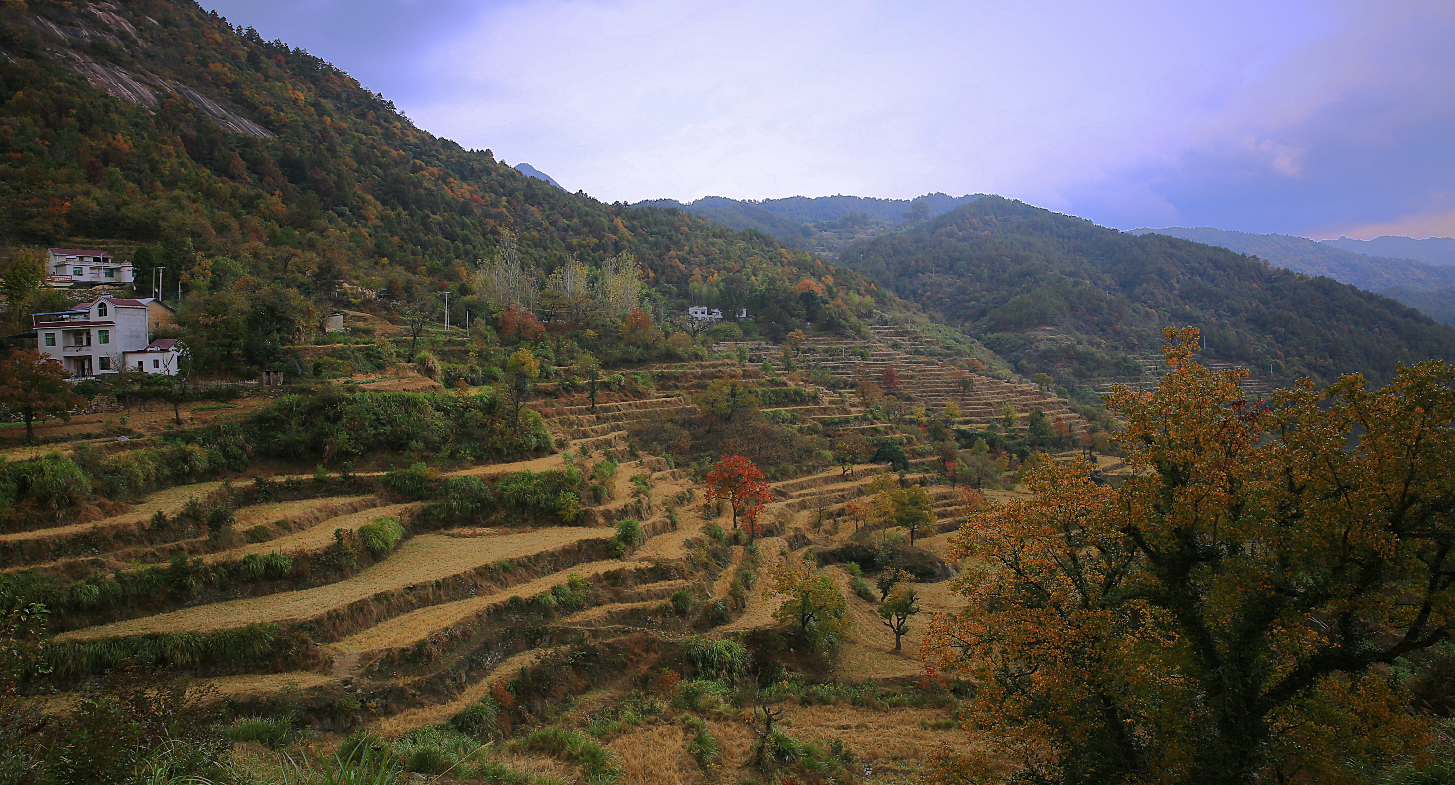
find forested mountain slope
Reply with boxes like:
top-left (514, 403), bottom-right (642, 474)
top-left (0, 0), bottom-right (888, 368)
top-left (1136, 227), bottom-right (1455, 292)
top-left (1137, 226), bottom-right (1455, 325)
top-left (636, 193), bottom-right (985, 256)
top-left (835, 197), bottom-right (1455, 389)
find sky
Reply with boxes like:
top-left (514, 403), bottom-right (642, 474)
top-left (199, 0), bottom-right (1455, 240)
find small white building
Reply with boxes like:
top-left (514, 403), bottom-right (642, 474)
top-left (34, 297), bottom-right (159, 378)
top-left (687, 306), bottom-right (724, 322)
top-left (124, 338), bottom-right (184, 376)
top-left (46, 248), bottom-right (134, 288)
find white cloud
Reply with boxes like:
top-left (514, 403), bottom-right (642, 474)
top-left (404, 0), bottom-right (1345, 206)
top-left (207, 0), bottom-right (1455, 233)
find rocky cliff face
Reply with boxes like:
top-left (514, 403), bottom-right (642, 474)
top-left (24, 1), bottom-right (273, 139)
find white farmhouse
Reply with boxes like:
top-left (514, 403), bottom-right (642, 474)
top-left (687, 306), bottom-right (724, 322)
top-left (46, 248), bottom-right (134, 288)
top-left (34, 297), bottom-right (178, 378)
top-left (124, 338), bottom-right (184, 375)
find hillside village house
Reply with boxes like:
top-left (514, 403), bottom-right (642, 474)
top-left (686, 306), bottom-right (748, 322)
top-left (34, 297), bottom-right (181, 378)
top-left (46, 248), bottom-right (134, 288)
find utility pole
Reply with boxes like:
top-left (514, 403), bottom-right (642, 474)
top-left (154, 267), bottom-right (166, 302)
top-left (442, 291), bottom-right (450, 330)
top-left (465, 310), bottom-right (470, 339)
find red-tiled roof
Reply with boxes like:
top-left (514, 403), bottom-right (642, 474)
top-left (72, 298), bottom-right (147, 310)
top-left (48, 248), bottom-right (111, 257)
top-left (146, 339), bottom-right (181, 351)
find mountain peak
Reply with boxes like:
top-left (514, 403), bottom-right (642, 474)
top-left (513, 163), bottom-right (563, 189)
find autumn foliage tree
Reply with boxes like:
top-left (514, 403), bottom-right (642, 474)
top-left (923, 328), bottom-right (1455, 785)
top-left (505, 347), bottom-right (540, 419)
top-left (705, 455), bottom-right (773, 539)
top-left (0, 350), bottom-right (85, 441)
top-left (620, 308), bottom-right (660, 347)
top-left (696, 380), bottom-right (760, 428)
top-left (880, 365), bottom-right (900, 391)
top-left (500, 306), bottom-right (546, 343)
top-left (830, 433), bottom-right (875, 477)
top-left (866, 474), bottom-right (935, 545)
top-left (878, 583), bottom-right (920, 652)
top-left (770, 559), bottom-right (849, 651)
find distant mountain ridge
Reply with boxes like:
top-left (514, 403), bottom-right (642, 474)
top-left (512, 163), bottom-right (563, 189)
top-left (834, 197), bottom-right (1455, 389)
top-left (1322, 235), bottom-right (1455, 266)
top-left (1136, 227), bottom-right (1455, 325)
top-left (635, 192), bottom-right (985, 256)
top-left (639, 192), bottom-right (984, 226)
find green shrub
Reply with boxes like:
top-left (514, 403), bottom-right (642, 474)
top-left (670, 590), bottom-right (694, 616)
top-left (611, 519), bottom-right (644, 557)
top-left (704, 522), bottom-right (726, 543)
top-left (425, 476), bottom-right (494, 525)
top-left (450, 696), bottom-right (500, 740)
top-left (522, 728), bottom-right (620, 784)
top-left (684, 715), bottom-right (719, 768)
top-left (381, 463), bottom-right (435, 500)
top-left (21, 452), bottom-right (90, 513)
top-left (761, 729), bottom-right (832, 770)
top-left (240, 552), bottom-right (293, 581)
top-left (473, 759), bottom-right (564, 785)
top-left (676, 679), bottom-right (731, 711)
top-left (226, 715), bottom-right (292, 747)
top-left (391, 726), bottom-right (479, 775)
top-left (683, 637), bottom-right (751, 681)
top-left (358, 517), bottom-right (405, 558)
top-left (849, 577), bottom-right (877, 603)
top-left (496, 468), bottom-right (583, 523)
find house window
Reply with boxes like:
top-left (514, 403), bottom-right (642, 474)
top-left (97, 302), bottom-right (108, 317)
top-left (98, 330), bottom-right (109, 345)
top-left (73, 267), bottom-right (83, 276)
top-left (152, 359), bottom-right (160, 369)
top-left (99, 357), bottom-right (110, 371)
top-left (104, 268), bottom-right (115, 279)
top-left (44, 333), bottom-right (55, 347)
top-left (138, 361), bottom-right (144, 370)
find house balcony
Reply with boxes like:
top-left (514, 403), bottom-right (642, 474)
top-left (61, 344), bottom-right (94, 353)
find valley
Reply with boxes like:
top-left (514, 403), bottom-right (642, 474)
top-left (0, 2), bottom-right (1451, 784)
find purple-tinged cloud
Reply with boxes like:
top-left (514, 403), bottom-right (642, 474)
top-left (200, 0), bottom-right (1455, 239)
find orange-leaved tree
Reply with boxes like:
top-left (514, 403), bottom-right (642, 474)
top-left (0, 350), bottom-right (85, 441)
top-left (705, 455), bottom-right (773, 539)
top-left (923, 328), bottom-right (1453, 785)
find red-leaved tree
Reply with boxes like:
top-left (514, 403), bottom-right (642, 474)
top-left (0, 350), bottom-right (85, 441)
top-left (705, 455), bottom-right (773, 540)
top-left (880, 366), bottom-right (900, 390)
top-left (501, 306), bottom-right (545, 343)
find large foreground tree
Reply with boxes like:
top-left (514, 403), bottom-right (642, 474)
top-left (0, 350), bottom-right (84, 441)
top-left (925, 329), bottom-right (1453, 785)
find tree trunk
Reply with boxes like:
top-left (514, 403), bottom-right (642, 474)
top-left (23, 411), bottom-right (34, 442)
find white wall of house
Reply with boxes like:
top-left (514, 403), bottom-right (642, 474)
top-left (34, 298), bottom-right (150, 378)
top-left (46, 249), bottom-right (134, 287)
top-left (123, 346), bottom-right (182, 376)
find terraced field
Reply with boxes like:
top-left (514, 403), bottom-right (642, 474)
top-left (14, 338), bottom-right (1101, 783)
